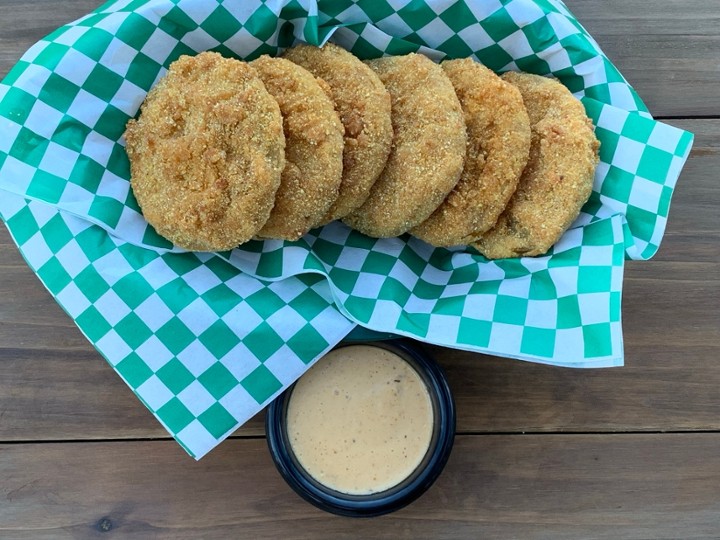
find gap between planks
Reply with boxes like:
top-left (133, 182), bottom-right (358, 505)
top-left (4, 429), bottom-right (720, 446)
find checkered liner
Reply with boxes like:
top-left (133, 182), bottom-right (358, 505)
top-left (0, 0), bottom-right (693, 459)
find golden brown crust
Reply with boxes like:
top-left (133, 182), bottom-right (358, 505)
top-left (472, 72), bottom-right (600, 259)
top-left (251, 55), bottom-right (344, 241)
top-left (411, 59), bottom-right (531, 247)
top-left (283, 43), bottom-right (393, 222)
top-left (343, 53), bottom-right (466, 238)
top-left (124, 52), bottom-right (285, 252)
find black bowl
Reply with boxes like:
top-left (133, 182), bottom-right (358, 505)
top-left (265, 339), bottom-right (456, 517)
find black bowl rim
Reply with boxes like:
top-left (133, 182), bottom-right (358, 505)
top-left (265, 339), bottom-right (456, 517)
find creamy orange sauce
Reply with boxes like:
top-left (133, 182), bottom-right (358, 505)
top-left (286, 345), bottom-right (434, 495)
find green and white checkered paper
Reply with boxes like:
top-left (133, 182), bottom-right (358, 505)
top-left (0, 0), bottom-right (693, 458)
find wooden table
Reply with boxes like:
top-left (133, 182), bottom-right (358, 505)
top-left (1, 1), bottom-right (718, 538)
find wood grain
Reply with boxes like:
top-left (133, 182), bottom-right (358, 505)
top-left (566, 0), bottom-right (720, 36)
top-left (1, 435), bottom-right (720, 539)
top-left (0, 0), bottom-right (101, 74)
top-left (660, 119), bottom-right (720, 258)
top-left (567, 1), bottom-right (720, 117)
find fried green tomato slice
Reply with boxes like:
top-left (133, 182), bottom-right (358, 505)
top-left (473, 72), bottom-right (600, 259)
top-left (343, 53), bottom-right (466, 238)
top-left (283, 42), bottom-right (393, 223)
top-left (412, 59), bottom-right (531, 247)
top-left (125, 52), bottom-right (285, 252)
top-left (251, 55), bottom-right (344, 241)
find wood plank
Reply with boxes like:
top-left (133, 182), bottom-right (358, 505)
top-left (0, 347), bottom-right (175, 439)
top-left (566, 0), bottom-right (720, 36)
top-left (562, 1), bottom-right (720, 117)
top-left (0, 323), bottom-right (264, 439)
top-left (660, 119), bottom-right (720, 259)
top-left (0, 0), bottom-right (102, 75)
top-left (1, 435), bottom-right (719, 539)
top-left (0, 119), bottom-right (716, 440)
top-left (0, 1), bottom-right (718, 118)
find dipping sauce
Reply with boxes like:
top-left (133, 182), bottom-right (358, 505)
top-left (286, 345), bottom-right (434, 495)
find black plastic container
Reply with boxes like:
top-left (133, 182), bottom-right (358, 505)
top-left (266, 339), bottom-right (456, 517)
